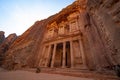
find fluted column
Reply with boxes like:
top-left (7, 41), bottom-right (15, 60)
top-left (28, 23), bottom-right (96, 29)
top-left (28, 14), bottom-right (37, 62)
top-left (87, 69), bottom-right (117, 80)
top-left (51, 44), bottom-right (57, 68)
top-left (70, 41), bottom-right (74, 68)
top-left (39, 46), bottom-right (46, 66)
top-left (79, 38), bottom-right (87, 69)
top-left (45, 45), bottom-right (51, 67)
top-left (62, 42), bottom-right (66, 68)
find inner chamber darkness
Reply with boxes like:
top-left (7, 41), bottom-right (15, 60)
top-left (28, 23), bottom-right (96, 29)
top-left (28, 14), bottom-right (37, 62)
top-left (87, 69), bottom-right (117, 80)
top-left (54, 42), bottom-right (71, 68)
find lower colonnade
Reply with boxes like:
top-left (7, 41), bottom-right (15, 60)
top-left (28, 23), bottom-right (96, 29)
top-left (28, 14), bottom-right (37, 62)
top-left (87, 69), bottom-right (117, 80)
top-left (39, 37), bottom-right (87, 69)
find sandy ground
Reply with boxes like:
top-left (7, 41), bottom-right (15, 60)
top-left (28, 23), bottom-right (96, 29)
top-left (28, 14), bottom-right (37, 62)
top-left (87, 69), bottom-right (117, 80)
top-left (0, 68), bottom-right (94, 80)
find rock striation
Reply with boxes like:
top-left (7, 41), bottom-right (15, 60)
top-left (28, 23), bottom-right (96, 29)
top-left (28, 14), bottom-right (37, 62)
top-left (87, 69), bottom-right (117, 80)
top-left (86, 0), bottom-right (120, 69)
top-left (1, 0), bottom-right (120, 74)
top-left (2, 20), bottom-right (50, 69)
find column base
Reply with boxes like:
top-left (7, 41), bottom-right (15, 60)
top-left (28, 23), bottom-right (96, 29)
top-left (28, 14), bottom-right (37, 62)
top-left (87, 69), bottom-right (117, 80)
top-left (71, 66), bottom-right (75, 69)
top-left (50, 66), bottom-right (54, 68)
top-left (73, 65), bottom-right (88, 70)
top-left (44, 66), bottom-right (48, 68)
top-left (62, 66), bottom-right (66, 68)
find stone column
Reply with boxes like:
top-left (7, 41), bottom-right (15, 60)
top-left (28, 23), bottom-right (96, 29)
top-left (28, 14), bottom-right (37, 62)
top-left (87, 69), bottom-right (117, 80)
top-left (51, 43), bottom-right (57, 68)
top-left (62, 42), bottom-right (66, 68)
top-left (70, 40), bottom-right (74, 68)
top-left (39, 46), bottom-right (46, 66)
top-left (45, 45), bottom-right (51, 67)
top-left (79, 38), bottom-right (87, 69)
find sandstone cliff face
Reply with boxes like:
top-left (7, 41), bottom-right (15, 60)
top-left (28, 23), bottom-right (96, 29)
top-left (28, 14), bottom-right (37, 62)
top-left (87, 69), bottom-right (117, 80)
top-left (0, 33), bottom-right (17, 65)
top-left (75, 0), bottom-right (120, 70)
top-left (87, 0), bottom-right (120, 67)
top-left (2, 19), bottom-right (54, 69)
top-left (2, 0), bottom-right (120, 71)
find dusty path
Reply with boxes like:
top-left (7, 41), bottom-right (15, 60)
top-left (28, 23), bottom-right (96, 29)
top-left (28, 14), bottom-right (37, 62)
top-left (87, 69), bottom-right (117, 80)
top-left (0, 70), bottom-right (94, 80)
top-left (0, 68), bottom-right (119, 80)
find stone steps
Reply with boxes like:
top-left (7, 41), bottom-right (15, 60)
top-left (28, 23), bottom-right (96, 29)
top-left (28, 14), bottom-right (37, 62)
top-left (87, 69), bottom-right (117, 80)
top-left (21, 67), bottom-right (119, 79)
top-left (19, 68), bottom-right (119, 80)
top-left (37, 67), bottom-right (119, 80)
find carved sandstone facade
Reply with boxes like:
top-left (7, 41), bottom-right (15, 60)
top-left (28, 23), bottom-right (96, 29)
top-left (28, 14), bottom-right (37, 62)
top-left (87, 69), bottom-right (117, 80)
top-left (2, 0), bottom-right (120, 72)
top-left (39, 12), bottom-right (87, 69)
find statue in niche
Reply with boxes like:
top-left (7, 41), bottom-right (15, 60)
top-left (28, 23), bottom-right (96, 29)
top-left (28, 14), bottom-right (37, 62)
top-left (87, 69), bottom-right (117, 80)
top-left (46, 22), bottom-right (58, 39)
top-left (58, 21), bottom-right (68, 36)
top-left (67, 12), bottom-right (79, 33)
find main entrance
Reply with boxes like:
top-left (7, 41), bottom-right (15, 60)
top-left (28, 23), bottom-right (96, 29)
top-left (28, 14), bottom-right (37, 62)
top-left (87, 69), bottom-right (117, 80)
top-left (54, 42), bottom-right (71, 68)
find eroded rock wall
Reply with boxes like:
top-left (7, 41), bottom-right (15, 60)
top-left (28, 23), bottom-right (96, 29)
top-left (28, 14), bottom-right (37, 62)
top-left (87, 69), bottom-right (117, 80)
top-left (0, 33), bottom-right (17, 65)
top-left (76, 0), bottom-right (120, 70)
top-left (87, 0), bottom-right (120, 66)
top-left (2, 17), bottom-right (56, 69)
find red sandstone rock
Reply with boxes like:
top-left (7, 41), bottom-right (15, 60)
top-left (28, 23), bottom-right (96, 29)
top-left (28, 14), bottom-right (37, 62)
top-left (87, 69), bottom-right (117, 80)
top-left (1, 0), bottom-right (120, 75)
top-left (0, 33), bottom-right (17, 65)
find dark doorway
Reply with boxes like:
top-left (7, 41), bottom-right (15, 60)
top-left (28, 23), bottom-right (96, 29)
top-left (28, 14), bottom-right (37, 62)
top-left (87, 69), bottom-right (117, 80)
top-left (66, 41), bottom-right (71, 68)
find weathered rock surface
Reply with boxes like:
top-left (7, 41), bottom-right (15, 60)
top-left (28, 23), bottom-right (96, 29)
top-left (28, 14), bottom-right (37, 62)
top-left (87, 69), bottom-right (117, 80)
top-left (0, 31), bottom-right (5, 45)
top-left (2, 20), bottom-right (51, 69)
top-left (1, 0), bottom-right (120, 75)
top-left (86, 0), bottom-right (120, 67)
top-left (0, 33), bottom-right (17, 65)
